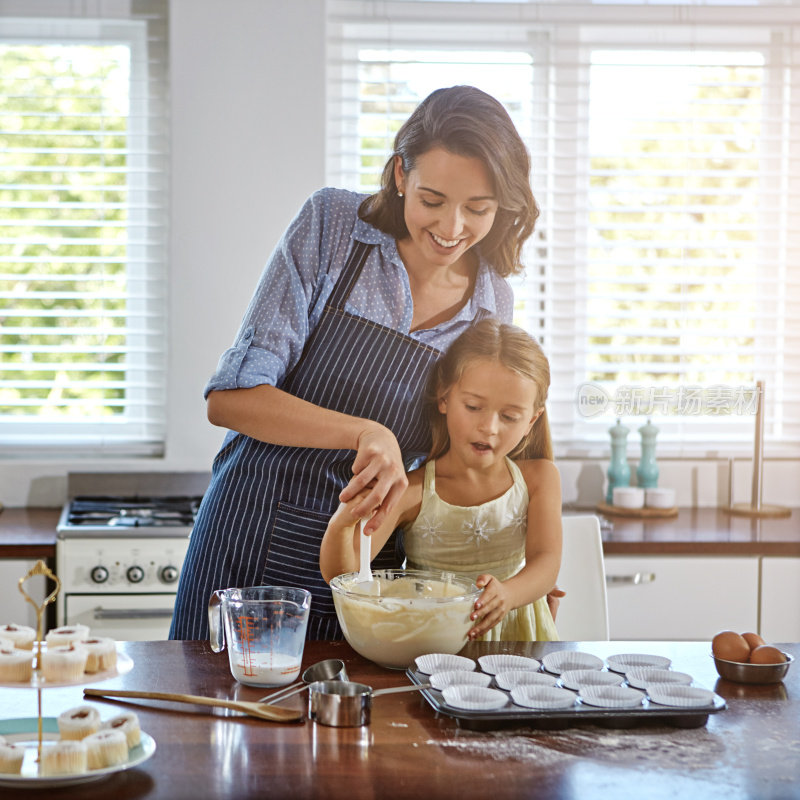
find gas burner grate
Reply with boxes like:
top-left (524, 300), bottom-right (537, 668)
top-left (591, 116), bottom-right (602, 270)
top-left (66, 495), bottom-right (203, 527)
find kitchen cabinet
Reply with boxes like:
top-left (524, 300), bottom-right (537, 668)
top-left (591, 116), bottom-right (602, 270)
top-left (760, 557), bottom-right (800, 640)
top-left (605, 555), bottom-right (759, 640)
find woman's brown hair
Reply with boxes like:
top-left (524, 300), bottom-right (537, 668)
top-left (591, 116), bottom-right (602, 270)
top-left (359, 86), bottom-right (538, 278)
top-left (425, 319), bottom-right (553, 462)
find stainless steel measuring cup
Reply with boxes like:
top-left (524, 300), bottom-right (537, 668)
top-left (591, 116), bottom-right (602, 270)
top-left (308, 680), bottom-right (431, 727)
top-left (258, 658), bottom-right (349, 704)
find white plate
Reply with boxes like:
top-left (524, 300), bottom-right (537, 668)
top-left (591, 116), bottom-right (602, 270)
top-left (578, 685), bottom-right (645, 709)
top-left (477, 654), bottom-right (540, 675)
top-left (494, 670), bottom-right (557, 691)
top-left (0, 648), bottom-right (133, 689)
top-left (510, 686), bottom-right (577, 710)
top-left (441, 685), bottom-right (509, 711)
top-left (647, 684), bottom-right (717, 708)
top-left (625, 667), bottom-right (692, 690)
top-left (429, 670), bottom-right (492, 691)
top-left (414, 653), bottom-right (475, 675)
top-left (0, 717), bottom-right (155, 788)
top-left (606, 653), bottom-right (671, 673)
top-left (541, 650), bottom-right (604, 675)
top-left (558, 669), bottom-right (624, 691)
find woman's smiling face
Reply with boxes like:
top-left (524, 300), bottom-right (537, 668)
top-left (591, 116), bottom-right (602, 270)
top-left (394, 147), bottom-right (498, 271)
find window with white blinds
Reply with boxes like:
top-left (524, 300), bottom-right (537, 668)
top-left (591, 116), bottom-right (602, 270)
top-left (0, 3), bottom-right (168, 455)
top-left (326, 1), bottom-right (800, 457)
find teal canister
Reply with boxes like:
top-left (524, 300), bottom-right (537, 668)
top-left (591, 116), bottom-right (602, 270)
top-left (637, 418), bottom-right (660, 489)
top-left (606, 419), bottom-right (631, 503)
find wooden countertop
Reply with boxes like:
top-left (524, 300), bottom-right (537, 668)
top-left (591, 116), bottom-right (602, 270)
top-left (593, 506), bottom-right (800, 556)
top-left (0, 508), bottom-right (60, 558)
top-left (1, 639), bottom-right (797, 800)
top-left (2, 506), bottom-right (800, 558)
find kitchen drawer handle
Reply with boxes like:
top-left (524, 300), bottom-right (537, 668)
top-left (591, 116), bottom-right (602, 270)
top-left (93, 608), bottom-right (175, 620)
top-left (606, 572), bottom-right (656, 586)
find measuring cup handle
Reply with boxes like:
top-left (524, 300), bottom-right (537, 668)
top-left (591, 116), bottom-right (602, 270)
top-left (207, 589), bottom-right (226, 653)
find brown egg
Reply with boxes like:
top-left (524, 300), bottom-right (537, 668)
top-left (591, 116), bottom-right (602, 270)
top-left (749, 645), bottom-right (787, 665)
top-left (712, 630), bottom-right (751, 662)
top-left (741, 631), bottom-right (766, 651)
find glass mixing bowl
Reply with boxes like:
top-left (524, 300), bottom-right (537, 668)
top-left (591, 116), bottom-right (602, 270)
top-left (330, 569), bottom-right (480, 669)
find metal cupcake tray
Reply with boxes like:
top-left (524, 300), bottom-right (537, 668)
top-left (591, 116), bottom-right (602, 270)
top-left (405, 668), bottom-right (726, 731)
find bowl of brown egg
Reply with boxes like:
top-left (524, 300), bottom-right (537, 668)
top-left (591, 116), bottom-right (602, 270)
top-left (711, 630), bottom-right (794, 684)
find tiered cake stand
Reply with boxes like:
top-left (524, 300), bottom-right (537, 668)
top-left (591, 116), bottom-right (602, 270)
top-left (0, 560), bottom-right (155, 788)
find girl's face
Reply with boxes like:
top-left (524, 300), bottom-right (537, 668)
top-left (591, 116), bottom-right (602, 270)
top-left (438, 357), bottom-right (542, 469)
top-left (394, 147), bottom-right (498, 272)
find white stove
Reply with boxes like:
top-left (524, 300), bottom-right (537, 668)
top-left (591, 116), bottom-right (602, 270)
top-left (55, 473), bottom-right (208, 640)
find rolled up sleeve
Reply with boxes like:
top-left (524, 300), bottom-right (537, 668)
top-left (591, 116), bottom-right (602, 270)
top-left (204, 189), bottom-right (343, 397)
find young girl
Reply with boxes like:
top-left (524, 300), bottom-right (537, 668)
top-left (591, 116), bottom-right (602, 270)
top-left (320, 319), bottom-right (561, 641)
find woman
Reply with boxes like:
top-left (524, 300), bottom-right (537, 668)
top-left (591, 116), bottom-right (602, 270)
top-left (169, 85), bottom-right (539, 640)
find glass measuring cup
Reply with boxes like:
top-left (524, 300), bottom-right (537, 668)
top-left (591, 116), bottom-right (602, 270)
top-left (208, 586), bottom-right (311, 688)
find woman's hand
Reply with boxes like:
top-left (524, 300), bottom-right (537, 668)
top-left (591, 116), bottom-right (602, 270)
top-left (468, 574), bottom-right (511, 639)
top-left (339, 424), bottom-right (408, 535)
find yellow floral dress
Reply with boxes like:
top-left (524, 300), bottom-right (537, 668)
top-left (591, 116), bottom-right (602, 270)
top-left (402, 458), bottom-right (559, 642)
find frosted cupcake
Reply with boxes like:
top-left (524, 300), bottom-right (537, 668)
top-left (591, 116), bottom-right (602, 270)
top-left (58, 705), bottom-right (101, 740)
top-left (0, 646), bottom-right (33, 682)
top-left (85, 729), bottom-right (129, 770)
top-left (45, 624), bottom-right (90, 648)
top-left (41, 643), bottom-right (88, 682)
top-left (0, 739), bottom-right (25, 775)
top-left (80, 637), bottom-right (117, 673)
top-left (0, 624), bottom-right (36, 650)
top-left (40, 740), bottom-right (87, 776)
top-left (103, 712), bottom-right (140, 748)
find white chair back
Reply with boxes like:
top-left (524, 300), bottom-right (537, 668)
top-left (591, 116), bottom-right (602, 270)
top-left (554, 515), bottom-right (610, 641)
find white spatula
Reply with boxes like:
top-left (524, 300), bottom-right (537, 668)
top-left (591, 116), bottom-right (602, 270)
top-left (355, 518), bottom-right (379, 595)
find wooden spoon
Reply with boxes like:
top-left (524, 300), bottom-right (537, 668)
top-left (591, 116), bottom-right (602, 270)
top-left (84, 687), bottom-right (304, 723)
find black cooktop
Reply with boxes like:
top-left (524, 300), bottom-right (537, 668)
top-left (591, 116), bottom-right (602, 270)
top-left (64, 495), bottom-right (203, 527)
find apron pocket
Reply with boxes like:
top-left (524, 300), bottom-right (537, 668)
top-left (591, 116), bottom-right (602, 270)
top-left (264, 502), bottom-right (337, 616)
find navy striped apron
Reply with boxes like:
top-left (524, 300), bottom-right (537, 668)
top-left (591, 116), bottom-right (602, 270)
top-left (169, 241), bottom-right (441, 641)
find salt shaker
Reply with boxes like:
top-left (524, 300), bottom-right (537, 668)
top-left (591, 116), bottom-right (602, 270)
top-left (637, 418), bottom-right (660, 489)
top-left (606, 419), bottom-right (631, 503)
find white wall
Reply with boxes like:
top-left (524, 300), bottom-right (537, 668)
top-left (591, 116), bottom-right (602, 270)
top-left (0, 0), bottom-right (797, 510)
top-left (0, 0), bottom-right (327, 507)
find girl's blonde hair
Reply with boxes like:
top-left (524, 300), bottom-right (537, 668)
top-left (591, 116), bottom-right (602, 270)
top-left (426, 319), bottom-right (553, 462)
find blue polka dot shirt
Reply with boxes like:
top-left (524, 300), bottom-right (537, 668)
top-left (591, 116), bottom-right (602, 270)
top-left (204, 187), bottom-right (514, 398)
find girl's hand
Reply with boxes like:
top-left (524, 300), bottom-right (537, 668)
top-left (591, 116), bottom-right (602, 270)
top-left (546, 585), bottom-right (566, 621)
top-left (339, 425), bottom-right (407, 535)
top-left (468, 574), bottom-right (511, 639)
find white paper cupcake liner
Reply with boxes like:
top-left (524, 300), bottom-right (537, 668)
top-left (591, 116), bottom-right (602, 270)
top-left (625, 667), bottom-right (693, 690)
top-left (542, 650), bottom-right (605, 675)
top-left (494, 670), bottom-right (558, 691)
top-left (647, 684), bottom-right (716, 708)
top-left (578, 685), bottom-right (645, 708)
top-left (414, 653), bottom-right (476, 675)
top-left (429, 670), bottom-right (492, 691)
top-left (559, 669), bottom-right (624, 691)
top-left (511, 686), bottom-right (577, 710)
top-left (606, 653), bottom-right (672, 673)
top-left (477, 654), bottom-right (540, 675)
top-left (442, 685), bottom-right (509, 711)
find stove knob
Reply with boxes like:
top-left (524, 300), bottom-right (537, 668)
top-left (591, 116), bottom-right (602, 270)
top-left (90, 566), bottom-right (109, 584)
top-left (126, 565), bottom-right (145, 583)
top-left (160, 565), bottom-right (179, 584)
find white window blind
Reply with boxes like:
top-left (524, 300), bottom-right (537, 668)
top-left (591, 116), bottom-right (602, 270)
top-left (326, 0), bottom-right (800, 457)
top-left (0, 2), bottom-right (169, 456)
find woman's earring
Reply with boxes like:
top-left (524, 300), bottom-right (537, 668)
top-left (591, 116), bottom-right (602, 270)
top-left (397, 191), bottom-right (404, 198)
